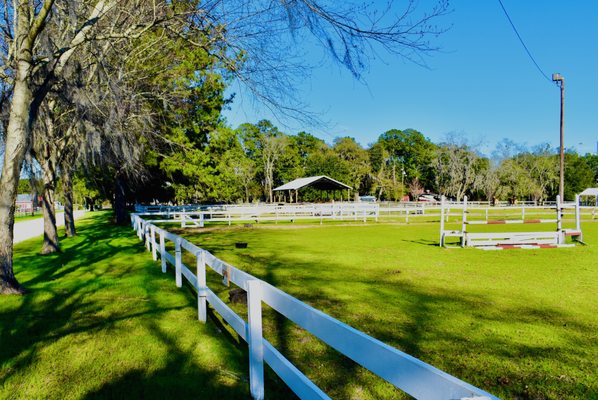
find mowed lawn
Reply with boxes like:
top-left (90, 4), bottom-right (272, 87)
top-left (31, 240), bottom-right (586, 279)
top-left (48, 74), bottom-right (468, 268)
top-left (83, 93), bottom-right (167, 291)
top-left (172, 218), bottom-right (598, 399)
top-left (0, 212), bottom-right (292, 400)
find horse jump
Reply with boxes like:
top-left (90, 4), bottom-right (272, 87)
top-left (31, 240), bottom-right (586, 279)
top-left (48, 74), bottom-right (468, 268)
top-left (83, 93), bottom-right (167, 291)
top-left (439, 195), bottom-right (583, 249)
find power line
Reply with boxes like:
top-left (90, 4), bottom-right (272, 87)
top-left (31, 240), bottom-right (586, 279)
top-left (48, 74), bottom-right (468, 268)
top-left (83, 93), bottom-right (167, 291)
top-left (497, 0), bottom-right (554, 84)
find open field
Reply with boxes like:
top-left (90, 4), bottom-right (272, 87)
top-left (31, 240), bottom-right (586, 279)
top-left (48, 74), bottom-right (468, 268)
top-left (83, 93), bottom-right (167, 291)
top-left (2, 212), bottom-right (597, 399)
top-left (1, 212), bottom-right (291, 400)
top-left (171, 218), bottom-right (598, 399)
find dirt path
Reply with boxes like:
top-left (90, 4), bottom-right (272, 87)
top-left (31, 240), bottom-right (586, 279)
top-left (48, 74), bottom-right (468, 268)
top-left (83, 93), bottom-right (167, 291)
top-left (14, 210), bottom-right (86, 244)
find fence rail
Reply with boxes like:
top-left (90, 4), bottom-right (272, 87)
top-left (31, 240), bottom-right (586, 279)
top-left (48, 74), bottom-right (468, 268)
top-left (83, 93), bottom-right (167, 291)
top-left (136, 201), bottom-right (598, 228)
top-left (131, 213), bottom-right (498, 400)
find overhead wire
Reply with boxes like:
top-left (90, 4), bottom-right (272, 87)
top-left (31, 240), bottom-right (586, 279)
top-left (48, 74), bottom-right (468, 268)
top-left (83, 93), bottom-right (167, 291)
top-left (497, 0), bottom-right (555, 84)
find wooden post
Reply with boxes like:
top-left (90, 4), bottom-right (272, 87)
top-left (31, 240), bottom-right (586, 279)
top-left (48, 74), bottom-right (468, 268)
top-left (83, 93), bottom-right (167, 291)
top-left (175, 238), bottom-right (182, 287)
top-left (575, 194), bottom-right (581, 235)
top-left (439, 195), bottom-right (445, 247)
top-left (247, 280), bottom-right (265, 400)
top-left (556, 195), bottom-right (563, 244)
top-left (150, 225), bottom-right (157, 261)
top-left (160, 233), bottom-right (166, 273)
top-left (522, 205), bottom-right (525, 220)
top-left (145, 224), bottom-right (151, 250)
top-left (461, 196), bottom-right (468, 247)
top-left (196, 250), bottom-right (207, 323)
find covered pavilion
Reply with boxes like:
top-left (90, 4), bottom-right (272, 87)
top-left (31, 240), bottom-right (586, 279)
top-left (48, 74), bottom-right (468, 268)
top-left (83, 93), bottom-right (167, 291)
top-left (273, 175), bottom-right (352, 203)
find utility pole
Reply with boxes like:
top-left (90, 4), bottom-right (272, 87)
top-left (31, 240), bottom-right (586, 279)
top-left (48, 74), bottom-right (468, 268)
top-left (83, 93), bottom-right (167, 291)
top-left (552, 73), bottom-right (565, 201)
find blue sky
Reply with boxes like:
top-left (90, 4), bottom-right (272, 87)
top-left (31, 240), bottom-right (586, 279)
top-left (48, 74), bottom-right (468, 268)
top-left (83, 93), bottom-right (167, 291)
top-left (223, 0), bottom-right (598, 156)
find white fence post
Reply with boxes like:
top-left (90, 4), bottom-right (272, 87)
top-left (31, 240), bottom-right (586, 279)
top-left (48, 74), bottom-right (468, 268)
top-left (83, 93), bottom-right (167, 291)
top-left (439, 196), bottom-right (445, 247)
top-left (160, 233), bottom-right (166, 273)
top-left (575, 194), bottom-right (581, 232)
top-left (150, 225), bottom-right (157, 261)
top-left (247, 280), bottom-right (265, 400)
top-left (556, 195), bottom-right (563, 244)
top-left (175, 238), bottom-right (182, 287)
top-left (145, 224), bottom-right (151, 250)
top-left (196, 250), bottom-right (207, 323)
top-left (461, 196), bottom-right (468, 247)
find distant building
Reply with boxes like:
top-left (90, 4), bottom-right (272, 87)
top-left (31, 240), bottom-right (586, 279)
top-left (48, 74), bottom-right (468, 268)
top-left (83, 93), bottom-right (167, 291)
top-left (16, 194), bottom-right (35, 212)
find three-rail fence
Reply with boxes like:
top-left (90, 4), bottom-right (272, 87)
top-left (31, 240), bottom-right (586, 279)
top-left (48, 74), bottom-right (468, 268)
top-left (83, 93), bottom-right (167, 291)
top-left (131, 213), bottom-right (498, 400)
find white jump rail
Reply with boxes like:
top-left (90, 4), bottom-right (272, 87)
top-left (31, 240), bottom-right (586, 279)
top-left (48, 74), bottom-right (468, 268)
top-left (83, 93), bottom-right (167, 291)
top-left (131, 213), bottom-right (498, 400)
top-left (439, 195), bottom-right (583, 248)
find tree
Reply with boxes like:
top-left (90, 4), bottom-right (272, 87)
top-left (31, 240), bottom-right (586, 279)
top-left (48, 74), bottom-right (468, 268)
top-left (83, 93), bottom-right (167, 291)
top-left (0, 1), bottom-right (193, 293)
top-left (1, 0), bottom-right (449, 294)
top-left (332, 137), bottom-right (370, 198)
top-left (564, 153), bottom-right (595, 201)
top-left (433, 141), bottom-right (485, 201)
top-left (377, 129), bottom-right (437, 191)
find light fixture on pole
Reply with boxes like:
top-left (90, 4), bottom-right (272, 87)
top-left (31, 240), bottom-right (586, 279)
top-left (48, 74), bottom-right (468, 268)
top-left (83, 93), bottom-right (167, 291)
top-left (552, 73), bottom-right (565, 201)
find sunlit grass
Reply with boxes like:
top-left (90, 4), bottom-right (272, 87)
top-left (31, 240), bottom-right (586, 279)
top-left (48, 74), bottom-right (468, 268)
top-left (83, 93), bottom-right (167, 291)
top-left (1, 212), bottom-right (291, 400)
top-left (174, 218), bottom-right (598, 399)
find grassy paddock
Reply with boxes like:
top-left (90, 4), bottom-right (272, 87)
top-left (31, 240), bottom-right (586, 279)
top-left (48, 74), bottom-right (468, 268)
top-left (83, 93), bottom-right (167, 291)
top-left (172, 219), bottom-right (598, 399)
top-left (1, 212), bottom-right (291, 399)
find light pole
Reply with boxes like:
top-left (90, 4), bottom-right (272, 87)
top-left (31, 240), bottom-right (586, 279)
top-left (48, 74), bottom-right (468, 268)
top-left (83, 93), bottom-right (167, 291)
top-left (552, 73), bottom-right (565, 201)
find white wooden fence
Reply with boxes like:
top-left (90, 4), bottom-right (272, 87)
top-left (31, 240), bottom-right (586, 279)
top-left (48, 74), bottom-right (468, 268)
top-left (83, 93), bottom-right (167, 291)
top-left (136, 201), bottom-right (598, 227)
top-left (131, 213), bottom-right (498, 400)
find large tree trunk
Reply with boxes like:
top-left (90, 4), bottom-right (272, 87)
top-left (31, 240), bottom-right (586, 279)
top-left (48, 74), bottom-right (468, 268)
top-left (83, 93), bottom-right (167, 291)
top-left (0, 78), bottom-right (32, 294)
top-left (114, 175), bottom-right (128, 225)
top-left (40, 161), bottom-right (60, 255)
top-left (63, 169), bottom-right (76, 237)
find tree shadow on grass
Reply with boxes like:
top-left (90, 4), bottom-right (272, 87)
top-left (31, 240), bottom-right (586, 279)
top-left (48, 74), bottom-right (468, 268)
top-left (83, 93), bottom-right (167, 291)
top-left (192, 240), bottom-right (598, 400)
top-left (1, 212), bottom-right (293, 399)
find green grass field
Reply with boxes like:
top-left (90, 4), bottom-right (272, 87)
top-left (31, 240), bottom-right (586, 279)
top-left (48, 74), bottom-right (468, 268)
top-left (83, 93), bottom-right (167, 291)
top-left (171, 217), bottom-right (598, 399)
top-left (1, 212), bottom-right (291, 400)
top-left (2, 212), bottom-right (597, 399)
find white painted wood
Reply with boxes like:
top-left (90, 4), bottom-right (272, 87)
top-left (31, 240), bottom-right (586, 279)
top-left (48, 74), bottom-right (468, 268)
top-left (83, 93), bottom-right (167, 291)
top-left (439, 196), bottom-right (445, 247)
top-left (263, 341), bottom-right (330, 400)
top-left (197, 250), bottom-right (207, 323)
top-left (181, 263), bottom-right (197, 288)
top-left (175, 238), bottom-right (182, 288)
top-left (247, 280), bottom-right (265, 400)
top-left (160, 233), bottom-right (167, 273)
top-left (206, 289), bottom-right (247, 340)
top-left (133, 215), bottom-right (500, 400)
top-left (150, 225), bottom-right (157, 261)
top-left (259, 283), bottom-right (499, 400)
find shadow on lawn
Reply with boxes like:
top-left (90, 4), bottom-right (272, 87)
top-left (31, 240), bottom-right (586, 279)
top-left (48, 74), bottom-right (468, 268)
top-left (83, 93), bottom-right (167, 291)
top-left (193, 236), bottom-right (597, 400)
top-left (0, 213), bottom-right (259, 399)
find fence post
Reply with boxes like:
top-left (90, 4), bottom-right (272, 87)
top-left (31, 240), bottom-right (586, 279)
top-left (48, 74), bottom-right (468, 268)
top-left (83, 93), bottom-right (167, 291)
top-left (181, 213), bottom-right (186, 228)
top-left (461, 196), bottom-right (468, 247)
top-left (556, 195), bottom-right (563, 244)
top-left (196, 250), bottom-right (207, 323)
top-left (175, 238), bottom-right (182, 287)
top-left (200, 213), bottom-right (205, 228)
top-left (575, 194), bottom-right (581, 233)
top-left (145, 223), bottom-right (151, 251)
top-left (439, 196), bottom-right (445, 247)
top-left (247, 280), bottom-right (265, 400)
top-left (151, 225), bottom-right (157, 261)
top-left (522, 205), bottom-right (525, 220)
top-left (160, 233), bottom-right (166, 273)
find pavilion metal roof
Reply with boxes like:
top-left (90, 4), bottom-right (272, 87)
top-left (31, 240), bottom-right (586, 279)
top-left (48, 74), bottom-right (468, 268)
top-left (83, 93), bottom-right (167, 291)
top-left (273, 175), bottom-right (352, 191)
top-left (579, 188), bottom-right (598, 196)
